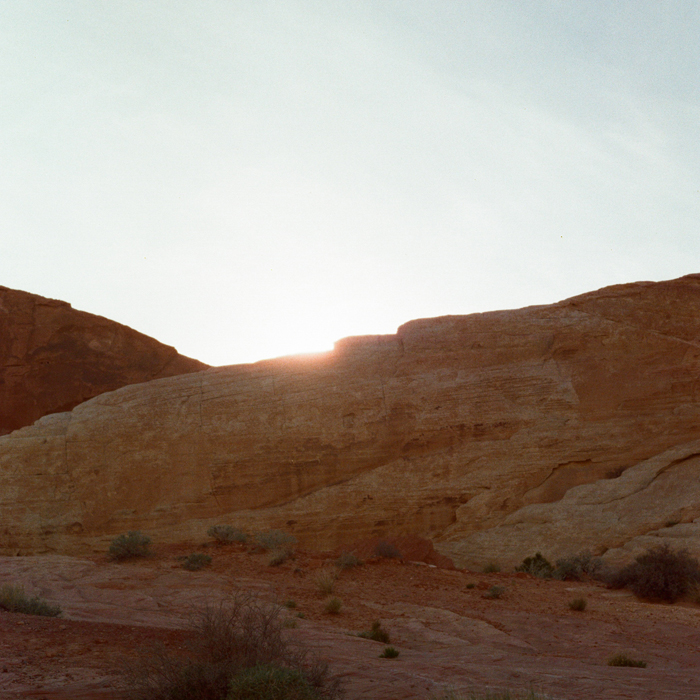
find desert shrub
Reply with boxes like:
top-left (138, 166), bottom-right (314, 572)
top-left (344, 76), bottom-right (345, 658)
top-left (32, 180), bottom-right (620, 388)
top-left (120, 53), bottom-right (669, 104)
top-left (358, 620), bottom-right (391, 644)
top-left (109, 531), bottom-right (151, 561)
top-left (227, 663), bottom-right (321, 699)
top-left (183, 553), bottom-right (212, 571)
top-left (466, 583), bottom-right (476, 589)
top-left (283, 618), bottom-right (298, 629)
top-left (606, 544), bottom-right (700, 602)
top-left (484, 586), bottom-right (504, 599)
top-left (482, 563), bottom-right (500, 573)
top-left (283, 600), bottom-right (297, 609)
top-left (208, 525), bottom-right (248, 545)
top-left (314, 569), bottom-right (337, 596)
top-left (0, 584), bottom-right (61, 617)
top-left (379, 646), bottom-right (399, 658)
top-left (324, 597), bottom-right (342, 615)
top-left (552, 551), bottom-right (601, 581)
top-left (515, 553), bottom-right (553, 579)
top-left (607, 653), bottom-right (647, 668)
top-left (254, 530), bottom-right (297, 552)
top-left (431, 690), bottom-right (552, 699)
top-left (335, 551), bottom-right (361, 570)
top-left (268, 549), bottom-right (292, 567)
top-left (120, 593), bottom-right (340, 700)
top-left (568, 597), bottom-right (587, 612)
top-left (374, 541), bottom-right (401, 559)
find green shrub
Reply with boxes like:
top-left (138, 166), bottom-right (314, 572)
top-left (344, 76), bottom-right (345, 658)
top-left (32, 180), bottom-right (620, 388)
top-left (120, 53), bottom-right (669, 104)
top-left (358, 620), bottom-right (391, 644)
top-left (374, 541), bottom-right (401, 559)
top-left (515, 553), bottom-right (553, 579)
top-left (314, 568), bottom-right (337, 596)
top-left (552, 552), bottom-right (601, 580)
top-left (335, 551), bottom-right (361, 570)
top-left (607, 544), bottom-right (700, 602)
top-left (568, 597), bottom-right (587, 612)
top-left (109, 531), bottom-right (151, 560)
top-left (120, 593), bottom-right (340, 700)
top-left (379, 646), bottom-right (399, 658)
top-left (227, 663), bottom-right (320, 699)
top-left (482, 563), bottom-right (500, 573)
top-left (207, 525), bottom-right (248, 544)
top-left (254, 530), bottom-right (297, 552)
top-left (484, 585), bottom-right (504, 599)
top-left (324, 597), bottom-right (342, 614)
top-left (607, 653), bottom-right (647, 668)
top-left (183, 553), bottom-right (213, 571)
top-left (0, 584), bottom-right (61, 617)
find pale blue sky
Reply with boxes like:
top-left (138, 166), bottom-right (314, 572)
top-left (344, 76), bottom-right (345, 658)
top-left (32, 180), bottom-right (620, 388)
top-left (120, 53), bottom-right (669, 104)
top-left (2, 1), bottom-right (699, 365)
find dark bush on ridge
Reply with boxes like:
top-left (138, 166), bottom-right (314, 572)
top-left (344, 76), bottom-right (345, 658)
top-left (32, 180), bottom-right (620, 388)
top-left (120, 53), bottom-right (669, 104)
top-left (515, 553), bottom-right (553, 578)
top-left (606, 544), bottom-right (700, 602)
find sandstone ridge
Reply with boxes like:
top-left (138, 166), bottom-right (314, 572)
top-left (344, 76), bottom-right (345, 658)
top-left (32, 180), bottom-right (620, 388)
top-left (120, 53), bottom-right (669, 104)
top-left (0, 286), bottom-right (208, 436)
top-left (3, 275), bottom-right (700, 566)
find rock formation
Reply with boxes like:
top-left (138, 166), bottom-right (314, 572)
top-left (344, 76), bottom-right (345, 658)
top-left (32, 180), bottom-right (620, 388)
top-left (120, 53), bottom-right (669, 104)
top-left (2, 275), bottom-right (700, 566)
top-left (0, 286), bottom-right (207, 436)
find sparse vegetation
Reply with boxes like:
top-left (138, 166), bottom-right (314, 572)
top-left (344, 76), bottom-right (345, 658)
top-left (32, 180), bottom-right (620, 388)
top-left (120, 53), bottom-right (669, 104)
top-left (552, 552), bottom-right (601, 580)
top-left (182, 553), bottom-right (212, 571)
top-left (314, 568), bottom-right (337, 596)
top-left (0, 584), bottom-right (61, 617)
top-left (484, 585), bottom-right (505, 599)
top-left (120, 593), bottom-right (339, 700)
top-left (109, 531), bottom-right (151, 561)
top-left (374, 540), bottom-right (401, 559)
top-left (516, 553), bottom-right (554, 579)
top-left (254, 530), bottom-right (297, 552)
top-left (207, 525), bottom-right (248, 544)
top-left (606, 544), bottom-right (700, 603)
top-left (324, 597), bottom-right (342, 615)
top-left (283, 618), bottom-right (298, 629)
top-left (607, 653), bottom-right (647, 668)
top-left (283, 600), bottom-right (297, 609)
top-left (358, 620), bottom-right (391, 644)
top-left (568, 597), bottom-right (587, 612)
top-left (268, 549), bottom-right (293, 567)
top-left (482, 563), bottom-right (500, 573)
top-left (335, 551), bottom-right (361, 570)
top-left (379, 646), bottom-right (399, 658)
top-left (466, 583), bottom-right (476, 589)
top-left (431, 690), bottom-right (552, 699)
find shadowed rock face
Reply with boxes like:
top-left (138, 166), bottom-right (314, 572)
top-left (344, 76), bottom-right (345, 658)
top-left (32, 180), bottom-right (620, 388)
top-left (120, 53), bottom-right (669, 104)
top-left (3, 275), bottom-right (700, 564)
top-left (0, 286), bottom-right (208, 436)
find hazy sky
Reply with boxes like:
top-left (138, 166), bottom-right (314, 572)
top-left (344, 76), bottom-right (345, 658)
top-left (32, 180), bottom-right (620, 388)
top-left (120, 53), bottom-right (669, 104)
top-left (2, 1), bottom-right (699, 365)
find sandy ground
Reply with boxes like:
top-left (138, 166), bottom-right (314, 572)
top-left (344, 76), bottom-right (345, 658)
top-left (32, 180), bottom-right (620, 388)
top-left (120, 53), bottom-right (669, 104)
top-left (2, 540), bottom-right (700, 699)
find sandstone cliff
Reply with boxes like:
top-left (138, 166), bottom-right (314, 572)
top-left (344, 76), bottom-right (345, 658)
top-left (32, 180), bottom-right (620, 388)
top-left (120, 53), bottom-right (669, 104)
top-left (0, 286), bottom-right (208, 436)
top-left (2, 276), bottom-right (700, 566)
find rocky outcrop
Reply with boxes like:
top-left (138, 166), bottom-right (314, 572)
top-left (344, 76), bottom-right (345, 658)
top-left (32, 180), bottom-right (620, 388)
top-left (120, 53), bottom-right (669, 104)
top-left (2, 275), bottom-right (700, 564)
top-left (0, 286), bottom-right (207, 436)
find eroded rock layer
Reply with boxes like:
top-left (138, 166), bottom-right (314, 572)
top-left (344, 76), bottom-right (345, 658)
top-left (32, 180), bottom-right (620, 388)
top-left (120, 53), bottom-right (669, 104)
top-left (0, 286), bottom-right (207, 436)
top-left (3, 275), bottom-right (700, 564)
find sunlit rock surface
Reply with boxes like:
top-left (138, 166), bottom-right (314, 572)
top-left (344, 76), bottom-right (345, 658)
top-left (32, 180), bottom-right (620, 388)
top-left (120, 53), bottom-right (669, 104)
top-left (0, 286), bottom-right (207, 436)
top-left (3, 275), bottom-right (700, 564)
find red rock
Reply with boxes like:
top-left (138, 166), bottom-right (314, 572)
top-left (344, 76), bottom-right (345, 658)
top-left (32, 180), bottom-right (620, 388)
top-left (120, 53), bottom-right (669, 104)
top-left (0, 286), bottom-right (207, 436)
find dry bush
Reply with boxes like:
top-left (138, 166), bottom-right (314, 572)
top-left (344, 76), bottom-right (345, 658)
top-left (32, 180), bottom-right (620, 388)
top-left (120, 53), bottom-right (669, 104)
top-left (254, 530), bottom-right (297, 552)
top-left (0, 584), bottom-right (61, 617)
top-left (484, 586), bottom-right (504, 599)
top-left (607, 653), bottom-right (647, 668)
top-left (207, 525), bottom-right (248, 545)
top-left (314, 569), bottom-right (337, 596)
top-left (374, 541), bottom-right (401, 559)
top-left (227, 663), bottom-right (321, 699)
top-left (109, 531), bottom-right (151, 561)
top-left (183, 553), bottom-right (212, 571)
top-left (515, 553), bottom-right (553, 579)
top-left (119, 593), bottom-right (340, 700)
top-left (268, 549), bottom-right (293, 567)
top-left (323, 598), bottom-right (342, 615)
top-left (568, 597), bottom-right (587, 612)
top-left (431, 691), bottom-right (552, 699)
top-left (552, 552), bottom-right (602, 581)
top-left (334, 551), bottom-right (361, 570)
top-left (606, 544), bottom-right (700, 602)
top-left (379, 646), bottom-right (399, 658)
top-left (482, 563), bottom-right (500, 573)
top-left (357, 620), bottom-right (390, 644)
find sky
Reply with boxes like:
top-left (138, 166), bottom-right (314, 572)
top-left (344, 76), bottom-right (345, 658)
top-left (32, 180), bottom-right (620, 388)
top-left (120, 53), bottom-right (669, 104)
top-left (2, 1), bottom-right (699, 366)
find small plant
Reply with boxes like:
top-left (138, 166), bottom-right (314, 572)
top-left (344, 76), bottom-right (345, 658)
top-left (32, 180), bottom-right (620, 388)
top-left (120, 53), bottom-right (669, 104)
top-left (0, 585), bottom-right (61, 617)
top-left (607, 653), bottom-right (647, 668)
top-left (227, 663), bottom-right (321, 699)
top-left (374, 540), bottom-right (401, 559)
top-left (335, 551), bottom-right (361, 570)
top-left (515, 553), bottom-right (553, 578)
top-left (207, 524), bottom-right (248, 544)
top-left (358, 620), bottom-right (391, 644)
top-left (314, 568), bottom-right (337, 595)
top-left (324, 597), bottom-right (342, 614)
top-left (268, 549), bottom-right (293, 567)
top-left (297, 612), bottom-right (306, 619)
top-left (568, 597), bottom-right (587, 612)
top-left (109, 530), bottom-right (151, 560)
top-left (607, 544), bottom-right (700, 602)
top-left (284, 600), bottom-right (297, 609)
top-left (552, 552), bottom-right (601, 580)
top-left (430, 690), bottom-right (553, 699)
top-left (484, 585), bottom-right (504, 599)
top-left (283, 618), bottom-right (298, 629)
top-left (254, 530), bottom-right (297, 552)
top-left (465, 583), bottom-right (476, 589)
top-left (379, 646), bottom-right (399, 658)
top-left (182, 553), bottom-right (212, 571)
top-left (482, 563), bottom-right (500, 573)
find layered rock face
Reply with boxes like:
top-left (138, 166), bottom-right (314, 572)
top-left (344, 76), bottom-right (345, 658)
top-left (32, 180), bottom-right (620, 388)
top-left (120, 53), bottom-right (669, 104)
top-left (0, 286), bottom-right (207, 436)
top-left (3, 275), bottom-right (700, 566)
